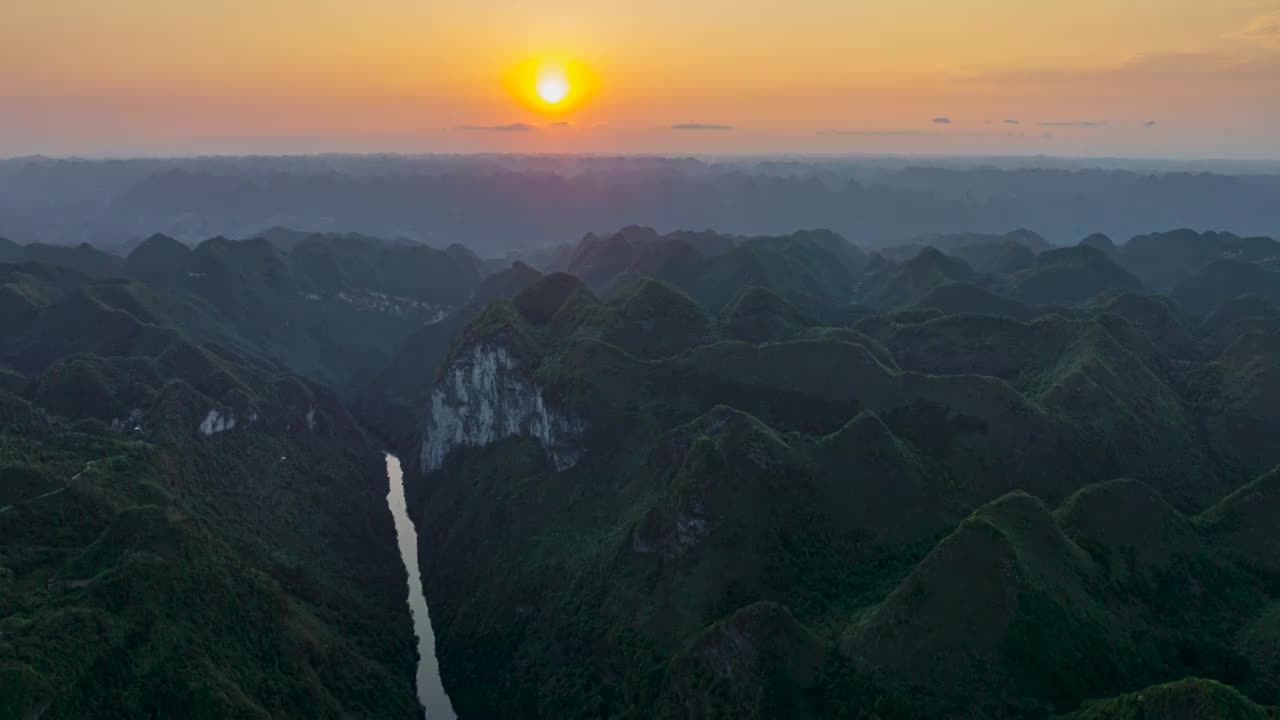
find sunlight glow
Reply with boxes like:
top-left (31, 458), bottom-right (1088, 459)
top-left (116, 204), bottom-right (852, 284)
top-left (536, 66), bottom-right (570, 104)
top-left (504, 57), bottom-right (599, 116)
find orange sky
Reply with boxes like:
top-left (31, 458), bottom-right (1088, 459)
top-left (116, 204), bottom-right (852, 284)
top-left (3, 0), bottom-right (1279, 157)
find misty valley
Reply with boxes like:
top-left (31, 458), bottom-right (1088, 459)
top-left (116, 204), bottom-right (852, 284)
top-left (2, 190), bottom-right (1280, 719)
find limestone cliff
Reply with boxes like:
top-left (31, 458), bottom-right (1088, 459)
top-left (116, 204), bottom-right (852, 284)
top-left (419, 345), bottom-right (584, 473)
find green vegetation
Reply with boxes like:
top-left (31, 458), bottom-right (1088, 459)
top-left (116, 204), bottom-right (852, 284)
top-left (8, 223), bottom-right (1280, 718)
top-left (1066, 678), bottom-right (1275, 719)
top-left (1006, 245), bottom-right (1143, 306)
top-left (0, 428), bottom-right (418, 719)
top-left (0, 244), bottom-right (432, 718)
top-left (393, 226), bottom-right (1280, 719)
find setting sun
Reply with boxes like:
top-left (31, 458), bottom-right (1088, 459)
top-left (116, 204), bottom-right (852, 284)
top-left (504, 58), bottom-right (599, 116)
top-left (535, 64), bottom-right (570, 105)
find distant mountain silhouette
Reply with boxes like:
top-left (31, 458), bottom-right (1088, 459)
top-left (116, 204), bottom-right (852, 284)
top-left (5, 156), bottom-right (1280, 252)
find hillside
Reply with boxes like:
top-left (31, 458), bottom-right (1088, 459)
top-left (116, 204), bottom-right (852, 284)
top-left (554, 227), bottom-right (868, 312)
top-left (0, 260), bottom-right (424, 718)
top-left (857, 247), bottom-right (979, 307)
top-left (1115, 230), bottom-right (1280, 293)
top-left (2, 230), bottom-right (488, 396)
top-left (389, 224), bottom-right (1280, 719)
top-left (7, 218), bottom-right (1280, 719)
top-left (1005, 245), bottom-right (1144, 306)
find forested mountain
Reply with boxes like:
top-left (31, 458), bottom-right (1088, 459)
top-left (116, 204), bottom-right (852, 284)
top-left (0, 262), bottom-right (420, 718)
top-left (3, 230), bottom-right (487, 395)
top-left (387, 225), bottom-right (1280, 719)
top-left (5, 222), bottom-right (1280, 719)
top-left (0, 229), bottom-right (502, 718)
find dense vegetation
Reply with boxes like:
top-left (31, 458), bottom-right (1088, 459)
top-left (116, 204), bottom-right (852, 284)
top-left (0, 231), bottom-right (493, 718)
top-left (396, 226), bottom-right (1280, 719)
top-left (4, 220), bottom-right (1280, 718)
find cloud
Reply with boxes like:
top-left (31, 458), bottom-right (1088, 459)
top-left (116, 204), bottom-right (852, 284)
top-left (817, 129), bottom-right (928, 136)
top-left (958, 52), bottom-right (1225, 86)
top-left (1143, 120), bottom-right (1158, 127)
top-left (954, 52), bottom-right (1280, 101)
top-left (1039, 121), bottom-right (1107, 127)
top-left (453, 123), bottom-right (535, 132)
top-left (1235, 12), bottom-right (1280, 47)
top-left (1004, 119), bottom-right (1021, 125)
top-left (818, 128), bottom-right (997, 139)
top-left (932, 117), bottom-right (952, 124)
top-left (547, 121), bottom-right (572, 127)
top-left (671, 123), bottom-right (733, 131)
top-left (1042, 133), bottom-right (1055, 140)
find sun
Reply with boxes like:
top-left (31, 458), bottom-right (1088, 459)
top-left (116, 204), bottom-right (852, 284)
top-left (536, 65), bottom-right (570, 105)
top-left (504, 57), bottom-right (598, 115)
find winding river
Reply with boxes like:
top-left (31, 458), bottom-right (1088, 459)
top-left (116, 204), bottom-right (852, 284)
top-left (385, 454), bottom-right (457, 719)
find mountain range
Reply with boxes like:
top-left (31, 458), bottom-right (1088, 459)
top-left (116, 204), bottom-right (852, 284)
top-left (4, 156), bottom-right (1280, 253)
top-left (391, 226), bottom-right (1280, 718)
top-left (3, 222), bottom-right (1280, 718)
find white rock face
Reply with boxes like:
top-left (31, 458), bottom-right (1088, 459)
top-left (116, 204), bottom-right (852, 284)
top-left (199, 409), bottom-right (236, 435)
top-left (420, 345), bottom-right (584, 473)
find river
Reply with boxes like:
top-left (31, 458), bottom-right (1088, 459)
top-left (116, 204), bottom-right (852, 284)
top-left (385, 454), bottom-right (457, 719)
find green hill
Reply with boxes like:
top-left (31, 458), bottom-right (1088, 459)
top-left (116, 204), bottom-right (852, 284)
top-left (1174, 260), bottom-right (1280, 316)
top-left (1080, 233), bottom-right (1118, 254)
top-left (915, 281), bottom-right (1041, 320)
top-left (124, 233), bottom-right (192, 285)
top-left (391, 236), bottom-right (1280, 718)
top-left (1088, 291), bottom-right (1197, 358)
top-left (656, 602), bottom-right (825, 720)
top-left (0, 260), bottom-right (421, 718)
top-left (127, 232), bottom-right (493, 395)
top-left (719, 286), bottom-right (817, 343)
top-left (1007, 246), bottom-right (1145, 306)
top-left (858, 247), bottom-right (978, 307)
top-left (1116, 230), bottom-right (1280, 293)
top-left (1199, 466), bottom-right (1280, 578)
top-left (843, 492), bottom-right (1112, 717)
top-left (12, 219), bottom-right (1280, 719)
top-left (1066, 678), bottom-right (1274, 719)
top-left (923, 232), bottom-right (1042, 274)
top-left (1202, 296), bottom-right (1280, 334)
top-left (18, 243), bottom-right (124, 277)
top-left (560, 227), bottom-right (868, 312)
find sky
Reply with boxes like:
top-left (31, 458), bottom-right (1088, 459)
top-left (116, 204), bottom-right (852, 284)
top-left (3, 0), bottom-right (1279, 158)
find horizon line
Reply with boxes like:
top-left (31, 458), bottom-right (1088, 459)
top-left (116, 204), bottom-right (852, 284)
top-left (4, 150), bottom-right (1280, 167)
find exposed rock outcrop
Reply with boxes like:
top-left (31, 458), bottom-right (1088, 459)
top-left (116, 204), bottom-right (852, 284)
top-left (419, 345), bottom-right (584, 472)
top-left (199, 408), bottom-right (236, 435)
